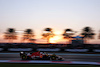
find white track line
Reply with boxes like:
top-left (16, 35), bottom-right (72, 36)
top-left (0, 60), bottom-right (100, 65)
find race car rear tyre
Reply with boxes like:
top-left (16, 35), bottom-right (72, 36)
top-left (27, 56), bottom-right (32, 60)
top-left (21, 55), bottom-right (27, 60)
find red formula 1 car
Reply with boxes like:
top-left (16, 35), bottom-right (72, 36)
top-left (20, 51), bottom-right (63, 60)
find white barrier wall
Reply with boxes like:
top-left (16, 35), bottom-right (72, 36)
top-left (65, 49), bottom-right (88, 52)
top-left (0, 48), bottom-right (3, 51)
top-left (8, 48), bottom-right (32, 51)
top-left (0, 48), bottom-right (100, 52)
top-left (37, 48), bottom-right (60, 51)
top-left (93, 49), bottom-right (100, 52)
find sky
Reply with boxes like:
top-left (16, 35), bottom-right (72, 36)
top-left (0, 0), bottom-right (100, 43)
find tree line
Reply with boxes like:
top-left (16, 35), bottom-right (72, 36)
top-left (3, 27), bottom-right (100, 43)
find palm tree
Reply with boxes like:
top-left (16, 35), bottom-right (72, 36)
top-left (63, 29), bottom-right (74, 44)
top-left (81, 27), bottom-right (95, 43)
top-left (22, 29), bottom-right (34, 42)
top-left (4, 28), bottom-right (17, 42)
top-left (42, 28), bottom-right (54, 43)
top-left (98, 30), bottom-right (100, 39)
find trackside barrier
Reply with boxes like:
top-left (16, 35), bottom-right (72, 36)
top-left (37, 48), bottom-right (60, 51)
top-left (65, 49), bottom-right (88, 52)
top-left (0, 48), bottom-right (100, 52)
top-left (0, 48), bottom-right (3, 51)
top-left (0, 60), bottom-right (100, 65)
top-left (93, 49), bottom-right (100, 52)
top-left (8, 48), bottom-right (33, 51)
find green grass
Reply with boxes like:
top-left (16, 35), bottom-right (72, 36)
top-left (0, 63), bottom-right (100, 67)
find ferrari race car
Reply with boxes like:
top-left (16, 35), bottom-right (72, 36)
top-left (20, 51), bottom-right (63, 60)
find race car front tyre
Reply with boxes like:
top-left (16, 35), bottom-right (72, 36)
top-left (50, 56), bottom-right (56, 60)
top-left (58, 58), bottom-right (62, 60)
